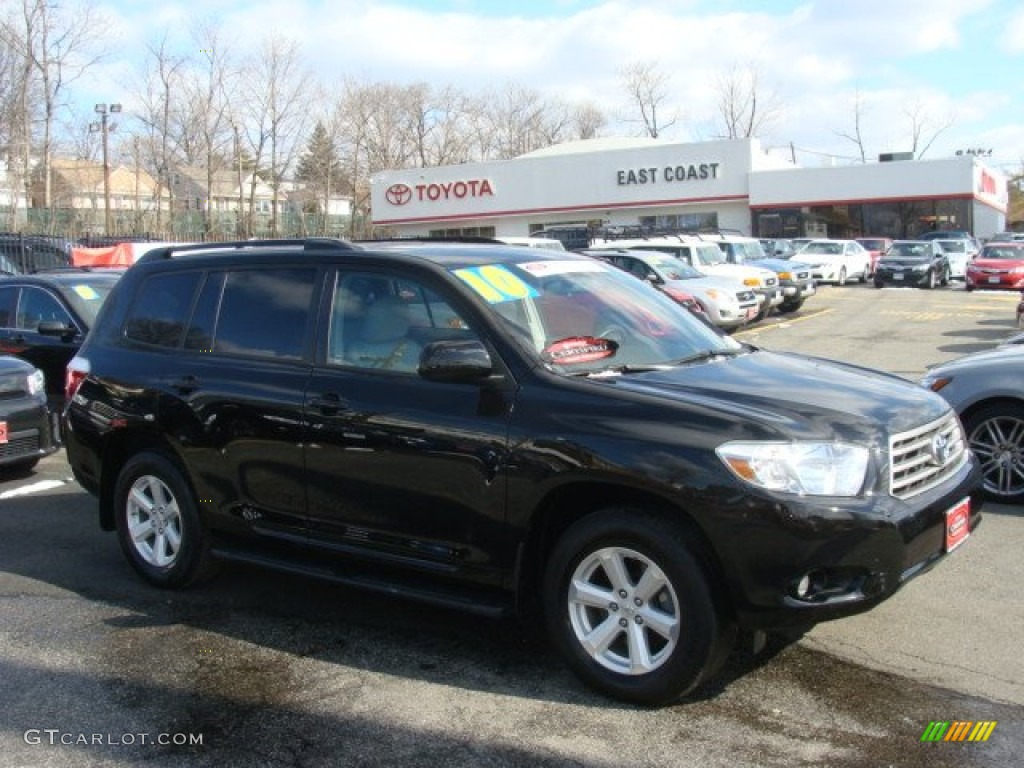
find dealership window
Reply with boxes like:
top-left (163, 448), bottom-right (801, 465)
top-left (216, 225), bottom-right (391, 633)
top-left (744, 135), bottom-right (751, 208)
top-left (638, 213), bottom-right (719, 232)
top-left (752, 199), bottom-right (973, 239)
top-left (428, 226), bottom-right (496, 238)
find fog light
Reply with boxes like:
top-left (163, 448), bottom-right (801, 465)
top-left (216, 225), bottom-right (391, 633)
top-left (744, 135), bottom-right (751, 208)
top-left (795, 570), bottom-right (826, 599)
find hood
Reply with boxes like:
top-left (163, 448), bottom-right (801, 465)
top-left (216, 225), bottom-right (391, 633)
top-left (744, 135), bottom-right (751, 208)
top-left (971, 257), bottom-right (1024, 269)
top-left (607, 349), bottom-right (949, 444)
top-left (667, 275), bottom-right (754, 295)
top-left (927, 343), bottom-right (1024, 375)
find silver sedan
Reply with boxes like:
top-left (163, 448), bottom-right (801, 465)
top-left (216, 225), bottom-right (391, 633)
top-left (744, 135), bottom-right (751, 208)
top-left (922, 344), bottom-right (1024, 503)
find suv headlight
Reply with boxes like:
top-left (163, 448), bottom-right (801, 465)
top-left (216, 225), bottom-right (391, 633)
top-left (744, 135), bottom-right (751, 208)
top-left (716, 441), bottom-right (869, 496)
top-left (27, 369), bottom-right (46, 397)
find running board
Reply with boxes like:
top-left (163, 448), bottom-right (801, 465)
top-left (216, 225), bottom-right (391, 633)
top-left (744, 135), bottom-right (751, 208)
top-left (210, 544), bottom-right (512, 619)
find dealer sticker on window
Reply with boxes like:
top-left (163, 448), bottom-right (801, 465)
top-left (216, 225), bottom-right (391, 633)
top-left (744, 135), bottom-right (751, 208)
top-left (945, 497), bottom-right (970, 553)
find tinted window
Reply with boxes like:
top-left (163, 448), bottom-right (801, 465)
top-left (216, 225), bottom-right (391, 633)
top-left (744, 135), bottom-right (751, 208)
top-left (214, 268), bottom-right (316, 360)
top-left (124, 272), bottom-right (202, 348)
top-left (0, 286), bottom-right (15, 327)
top-left (17, 287), bottom-right (72, 330)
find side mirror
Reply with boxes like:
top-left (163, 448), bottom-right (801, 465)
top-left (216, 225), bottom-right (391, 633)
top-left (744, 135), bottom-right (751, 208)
top-left (419, 339), bottom-right (493, 383)
top-left (37, 319), bottom-right (79, 341)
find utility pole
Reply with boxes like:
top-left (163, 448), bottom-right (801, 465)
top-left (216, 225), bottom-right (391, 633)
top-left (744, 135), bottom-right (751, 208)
top-left (90, 103), bottom-right (122, 236)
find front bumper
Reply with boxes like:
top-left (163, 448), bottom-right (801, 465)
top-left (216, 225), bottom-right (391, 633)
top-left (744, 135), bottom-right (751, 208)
top-left (701, 454), bottom-right (983, 630)
top-left (0, 398), bottom-right (59, 467)
top-left (875, 267), bottom-right (931, 286)
top-left (966, 273), bottom-right (1024, 290)
top-left (755, 287), bottom-right (784, 310)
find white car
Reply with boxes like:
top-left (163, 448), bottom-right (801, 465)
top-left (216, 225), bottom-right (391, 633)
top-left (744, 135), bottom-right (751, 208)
top-left (935, 238), bottom-right (979, 280)
top-left (584, 248), bottom-right (762, 330)
top-left (797, 239), bottom-right (873, 285)
top-left (588, 236), bottom-right (784, 319)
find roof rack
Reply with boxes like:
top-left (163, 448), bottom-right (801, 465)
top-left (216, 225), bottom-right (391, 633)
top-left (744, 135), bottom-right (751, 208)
top-left (591, 225), bottom-right (749, 242)
top-left (136, 237), bottom-right (361, 263)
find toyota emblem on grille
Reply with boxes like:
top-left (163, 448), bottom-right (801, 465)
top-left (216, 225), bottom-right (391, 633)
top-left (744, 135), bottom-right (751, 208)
top-left (928, 433), bottom-right (952, 466)
top-left (386, 183), bottom-right (412, 206)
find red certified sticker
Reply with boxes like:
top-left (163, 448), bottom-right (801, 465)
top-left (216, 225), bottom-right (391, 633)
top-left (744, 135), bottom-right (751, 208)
top-left (0, 420), bottom-right (7, 444)
top-left (542, 336), bottom-right (618, 364)
top-left (945, 497), bottom-right (970, 553)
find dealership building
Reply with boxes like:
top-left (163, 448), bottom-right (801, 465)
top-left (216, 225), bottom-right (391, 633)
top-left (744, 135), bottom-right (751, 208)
top-left (369, 137), bottom-right (1008, 243)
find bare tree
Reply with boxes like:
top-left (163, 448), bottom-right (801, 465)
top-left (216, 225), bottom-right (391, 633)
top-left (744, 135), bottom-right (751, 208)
top-left (180, 21), bottom-right (236, 236)
top-left (240, 34), bottom-right (310, 236)
top-left (133, 32), bottom-right (188, 234)
top-left (713, 64), bottom-right (779, 140)
top-left (620, 60), bottom-right (677, 139)
top-left (904, 99), bottom-right (956, 160)
top-left (570, 102), bottom-right (607, 141)
top-left (834, 88), bottom-right (869, 163)
top-left (2, 0), bottom-right (105, 229)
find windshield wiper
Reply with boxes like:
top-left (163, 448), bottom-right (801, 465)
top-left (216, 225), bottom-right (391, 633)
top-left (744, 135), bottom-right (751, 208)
top-left (671, 348), bottom-right (746, 366)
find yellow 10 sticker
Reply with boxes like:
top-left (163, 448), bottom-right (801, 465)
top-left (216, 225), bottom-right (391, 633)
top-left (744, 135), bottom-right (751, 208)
top-left (454, 265), bottom-right (539, 303)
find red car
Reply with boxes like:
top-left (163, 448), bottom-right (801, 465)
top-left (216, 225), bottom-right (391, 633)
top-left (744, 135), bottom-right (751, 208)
top-left (965, 242), bottom-right (1024, 292)
top-left (855, 236), bottom-right (893, 275)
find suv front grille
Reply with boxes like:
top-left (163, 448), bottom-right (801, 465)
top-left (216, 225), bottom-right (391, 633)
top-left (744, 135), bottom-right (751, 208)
top-left (889, 412), bottom-right (967, 499)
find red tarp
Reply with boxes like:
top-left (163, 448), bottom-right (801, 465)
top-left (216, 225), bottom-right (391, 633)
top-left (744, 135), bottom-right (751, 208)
top-left (71, 243), bottom-right (135, 267)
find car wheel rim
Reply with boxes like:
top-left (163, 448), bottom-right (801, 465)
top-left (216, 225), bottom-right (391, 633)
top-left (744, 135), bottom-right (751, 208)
top-left (567, 546), bottom-right (680, 675)
top-left (126, 474), bottom-right (183, 567)
top-left (969, 416), bottom-right (1024, 498)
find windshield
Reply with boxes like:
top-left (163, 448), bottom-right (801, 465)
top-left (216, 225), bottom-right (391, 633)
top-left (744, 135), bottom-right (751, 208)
top-left (453, 258), bottom-right (740, 374)
top-left (61, 279), bottom-right (119, 324)
top-left (802, 242), bottom-right (842, 255)
top-left (731, 241), bottom-right (766, 262)
top-left (693, 244), bottom-right (728, 266)
top-left (648, 257), bottom-right (702, 281)
top-left (981, 246), bottom-right (1024, 261)
top-left (885, 243), bottom-right (932, 260)
top-left (937, 240), bottom-right (966, 253)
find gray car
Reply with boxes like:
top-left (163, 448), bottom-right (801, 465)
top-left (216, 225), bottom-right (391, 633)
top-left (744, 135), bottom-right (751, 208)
top-left (922, 344), bottom-right (1024, 503)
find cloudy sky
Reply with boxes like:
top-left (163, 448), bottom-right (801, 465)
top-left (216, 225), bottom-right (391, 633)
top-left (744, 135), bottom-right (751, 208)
top-left (85, 0), bottom-right (1023, 172)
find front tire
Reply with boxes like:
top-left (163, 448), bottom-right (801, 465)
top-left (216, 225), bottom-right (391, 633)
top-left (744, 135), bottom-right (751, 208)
top-left (962, 402), bottom-right (1024, 503)
top-left (543, 509), bottom-right (734, 705)
top-left (113, 451), bottom-right (218, 588)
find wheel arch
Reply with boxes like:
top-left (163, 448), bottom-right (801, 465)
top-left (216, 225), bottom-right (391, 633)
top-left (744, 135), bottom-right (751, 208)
top-left (97, 429), bottom-right (192, 531)
top-left (958, 395), bottom-right (1024, 430)
top-left (514, 481), bottom-right (732, 618)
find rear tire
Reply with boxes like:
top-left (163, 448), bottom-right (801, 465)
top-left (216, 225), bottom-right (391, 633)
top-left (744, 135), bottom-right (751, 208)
top-left (113, 451), bottom-right (218, 588)
top-left (543, 508), bottom-right (734, 705)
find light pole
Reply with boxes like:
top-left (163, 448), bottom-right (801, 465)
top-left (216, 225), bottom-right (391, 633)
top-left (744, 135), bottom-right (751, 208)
top-left (89, 103), bottom-right (121, 236)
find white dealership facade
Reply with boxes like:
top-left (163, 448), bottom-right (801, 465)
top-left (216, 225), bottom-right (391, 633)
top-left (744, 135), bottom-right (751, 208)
top-left (370, 137), bottom-right (1008, 242)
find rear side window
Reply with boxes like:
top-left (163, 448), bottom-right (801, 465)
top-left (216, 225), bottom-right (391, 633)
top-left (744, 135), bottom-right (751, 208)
top-left (124, 272), bottom-right (202, 348)
top-left (207, 268), bottom-right (316, 360)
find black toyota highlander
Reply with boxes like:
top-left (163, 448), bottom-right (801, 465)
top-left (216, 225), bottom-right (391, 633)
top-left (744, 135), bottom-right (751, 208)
top-left (62, 238), bottom-right (982, 705)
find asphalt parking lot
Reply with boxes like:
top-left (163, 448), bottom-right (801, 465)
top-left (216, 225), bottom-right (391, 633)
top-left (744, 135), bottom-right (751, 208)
top-left (1, 281), bottom-right (1022, 767)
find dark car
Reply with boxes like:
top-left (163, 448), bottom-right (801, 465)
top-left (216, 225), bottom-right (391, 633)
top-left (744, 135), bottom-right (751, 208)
top-left (0, 269), bottom-right (123, 407)
top-left (873, 240), bottom-right (950, 289)
top-left (63, 238), bottom-right (981, 705)
top-left (0, 355), bottom-right (59, 472)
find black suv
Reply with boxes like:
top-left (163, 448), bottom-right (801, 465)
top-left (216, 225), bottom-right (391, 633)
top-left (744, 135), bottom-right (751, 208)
top-left (63, 238), bottom-right (982, 704)
top-left (0, 269), bottom-right (123, 407)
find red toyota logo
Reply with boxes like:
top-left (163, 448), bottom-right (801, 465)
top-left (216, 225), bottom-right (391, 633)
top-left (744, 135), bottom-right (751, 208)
top-left (386, 183), bottom-right (412, 206)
